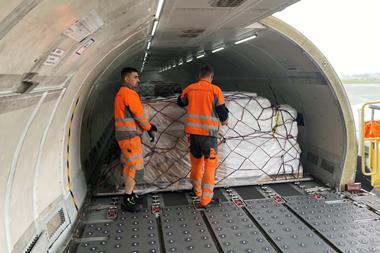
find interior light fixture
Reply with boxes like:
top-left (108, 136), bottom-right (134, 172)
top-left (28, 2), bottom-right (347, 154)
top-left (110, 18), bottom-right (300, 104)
top-left (186, 57), bottom-right (193, 62)
top-left (155, 0), bottom-right (165, 19)
top-left (234, 34), bottom-right (257, 45)
top-left (178, 61), bottom-right (183, 65)
top-left (147, 41), bottom-right (151, 50)
top-left (151, 20), bottom-right (158, 36)
top-left (196, 53), bottom-right (205, 59)
top-left (211, 46), bottom-right (225, 53)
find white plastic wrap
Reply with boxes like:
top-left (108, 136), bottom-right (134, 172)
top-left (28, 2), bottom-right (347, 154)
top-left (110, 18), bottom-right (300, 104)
top-left (134, 92), bottom-right (303, 192)
top-left (224, 93), bottom-right (274, 134)
top-left (274, 104), bottom-right (298, 138)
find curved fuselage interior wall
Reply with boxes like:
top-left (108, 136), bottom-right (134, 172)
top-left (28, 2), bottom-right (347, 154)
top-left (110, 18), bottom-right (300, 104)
top-left (0, 0), bottom-right (356, 252)
top-left (0, 1), bottom-right (156, 252)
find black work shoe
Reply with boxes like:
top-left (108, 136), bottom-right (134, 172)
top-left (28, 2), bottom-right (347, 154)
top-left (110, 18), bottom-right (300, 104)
top-left (131, 192), bottom-right (144, 205)
top-left (189, 187), bottom-right (201, 198)
top-left (189, 190), bottom-right (196, 197)
top-left (194, 202), bottom-right (205, 210)
top-left (121, 197), bottom-right (141, 212)
top-left (210, 198), bottom-right (221, 204)
top-left (198, 198), bottom-right (220, 209)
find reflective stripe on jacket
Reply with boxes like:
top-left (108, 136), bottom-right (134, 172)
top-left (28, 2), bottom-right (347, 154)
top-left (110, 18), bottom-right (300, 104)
top-left (180, 80), bottom-right (225, 137)
top-left (114, 85), bottom-right (151, 141)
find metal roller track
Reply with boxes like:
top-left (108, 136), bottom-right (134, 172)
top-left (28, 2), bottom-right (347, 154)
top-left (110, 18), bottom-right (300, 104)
top-left (71, 183), bottom-right (380, 253)
top-left (160, 205), bottom-right (218, 252)
top-left (245, 199), bottom-right (337, 253)
top-left (346, 193), bottom-right (380, 212)
top-left (285, 195), bottom-right (380, 253)
top-left (76, 209), bottom-right (161, 253)
top-left (203, 202), bottom-right (276, 253)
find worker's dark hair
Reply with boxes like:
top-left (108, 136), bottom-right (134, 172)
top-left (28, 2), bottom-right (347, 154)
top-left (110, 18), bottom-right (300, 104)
top-left (121, 67), bottom-right (139, 80)
top-left (199, 65), bottom-right (214, 78)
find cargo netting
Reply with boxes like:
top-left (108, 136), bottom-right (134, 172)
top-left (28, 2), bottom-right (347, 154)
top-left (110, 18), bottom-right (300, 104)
top-left (135, 92), bottom-right (302, 193)
top-left (95, 92), bottom-right (303, 194)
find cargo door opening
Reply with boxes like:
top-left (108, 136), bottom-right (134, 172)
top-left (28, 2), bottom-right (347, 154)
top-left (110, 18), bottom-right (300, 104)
top-left (80, 17), bottom-right (355, 196)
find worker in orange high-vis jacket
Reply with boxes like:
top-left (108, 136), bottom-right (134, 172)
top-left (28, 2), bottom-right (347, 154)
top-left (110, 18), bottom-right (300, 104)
top-left (177, 65), bottom-right (229, 207)
top-left (114, 67), bottom-right (157, 212)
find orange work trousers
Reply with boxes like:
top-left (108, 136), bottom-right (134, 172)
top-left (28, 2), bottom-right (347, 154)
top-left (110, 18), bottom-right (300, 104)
top-left (189, 135), bottom-right (218, 206)
top-left (118, 136), bottom-right (144, 179)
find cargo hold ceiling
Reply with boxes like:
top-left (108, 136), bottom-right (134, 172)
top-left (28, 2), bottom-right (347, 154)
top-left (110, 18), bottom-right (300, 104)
top-left (0, 0), bottom-right (299, 95)
top-left (144, 0), bottom-right (299, 71)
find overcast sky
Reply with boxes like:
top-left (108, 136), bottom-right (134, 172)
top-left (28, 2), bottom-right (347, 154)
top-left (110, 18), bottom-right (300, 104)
top-left (274, 0), bottom-right (380, 76)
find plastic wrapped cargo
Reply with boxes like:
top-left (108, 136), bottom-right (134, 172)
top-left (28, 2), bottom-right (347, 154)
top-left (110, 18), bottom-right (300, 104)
top-left (273, 104), bottom-right (298, 138)
top-left (134, 92), bottom-right (303, 192)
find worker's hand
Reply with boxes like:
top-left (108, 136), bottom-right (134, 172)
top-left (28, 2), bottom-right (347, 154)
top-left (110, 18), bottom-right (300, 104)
top-left (221, 120), bottom-right (228, 126)
top-left (150, 124), bottom-right (157, 132)
top-left (147, 123), bottom-right (157, 142)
